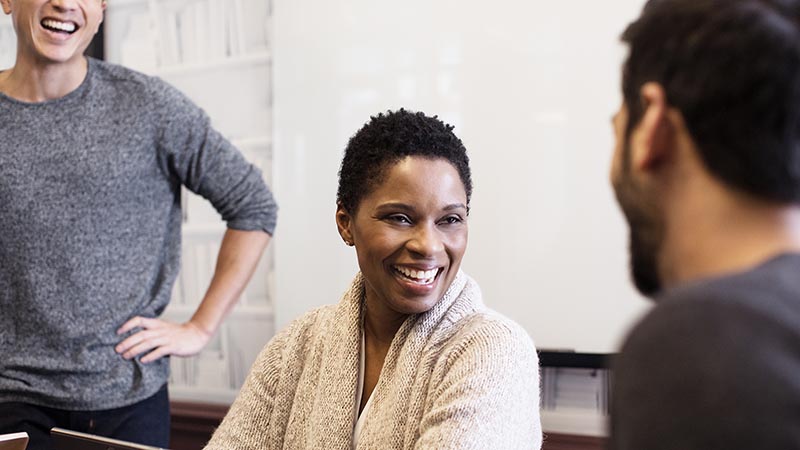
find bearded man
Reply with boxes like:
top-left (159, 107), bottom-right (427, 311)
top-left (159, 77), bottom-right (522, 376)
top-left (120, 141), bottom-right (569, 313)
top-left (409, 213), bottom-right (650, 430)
top-left (609, 1), bottom-right (800, 449)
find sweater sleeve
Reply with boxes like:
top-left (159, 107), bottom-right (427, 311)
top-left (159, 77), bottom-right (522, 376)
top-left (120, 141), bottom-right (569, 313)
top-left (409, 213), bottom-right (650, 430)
top-left (414, 316), bottom-right (542, 450)
top-left (202, 326), bottom-right (291, 450)
top-left (203, 307), bottom-right (329, 449)
top-left (151, 78), bottom-right (278, 235)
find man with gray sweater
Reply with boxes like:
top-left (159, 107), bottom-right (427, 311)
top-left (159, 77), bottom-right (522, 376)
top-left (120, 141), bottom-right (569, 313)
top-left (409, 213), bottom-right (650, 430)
top-left (609, 0), bottom-right (800, 448)
top-left (0, 1), bottom-right (277, 449)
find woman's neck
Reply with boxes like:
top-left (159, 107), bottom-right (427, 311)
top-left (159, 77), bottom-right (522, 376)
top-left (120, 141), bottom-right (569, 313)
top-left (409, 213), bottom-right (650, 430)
top-left (362, 295), bottom-right (407, 347)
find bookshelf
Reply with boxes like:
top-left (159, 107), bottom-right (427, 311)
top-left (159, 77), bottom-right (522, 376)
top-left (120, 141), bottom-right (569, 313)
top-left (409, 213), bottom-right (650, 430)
top-left (105, 0), bottom-right (275, 405)
top-left (539, 351), bottom-right (611, 444)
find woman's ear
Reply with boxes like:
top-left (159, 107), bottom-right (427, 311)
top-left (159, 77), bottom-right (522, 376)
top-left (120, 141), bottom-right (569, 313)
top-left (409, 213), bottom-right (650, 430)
top-left (335, 203), bottom-right (355, 247)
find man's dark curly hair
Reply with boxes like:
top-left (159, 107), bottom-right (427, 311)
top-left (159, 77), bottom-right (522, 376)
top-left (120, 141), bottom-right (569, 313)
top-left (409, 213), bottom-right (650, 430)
top-left (336, 109), bottom-right (472, 213)
top-left (621, 0), bottom-right (800, 202)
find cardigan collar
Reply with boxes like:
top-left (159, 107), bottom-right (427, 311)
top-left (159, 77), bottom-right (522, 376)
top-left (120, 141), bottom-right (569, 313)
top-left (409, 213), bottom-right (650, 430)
top-left (306, 270), bottom-right (470, 448)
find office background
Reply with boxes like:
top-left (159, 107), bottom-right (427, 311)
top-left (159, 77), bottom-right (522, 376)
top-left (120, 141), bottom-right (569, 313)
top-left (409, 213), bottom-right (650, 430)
top-left (0, 0), bottom-right (648, 445)
top-left (0, 0), bottom-right (649, 359)
top-left (270, 0), bottom-right (649, 354)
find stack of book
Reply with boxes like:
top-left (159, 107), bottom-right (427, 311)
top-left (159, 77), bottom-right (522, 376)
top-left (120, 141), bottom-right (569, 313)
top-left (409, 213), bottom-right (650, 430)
top-left (541, 366), bottom-right (610, 414)
top-left (118, 0), bottom-right (267, 71)
top-left (539, 352), bottom-right (612, 437)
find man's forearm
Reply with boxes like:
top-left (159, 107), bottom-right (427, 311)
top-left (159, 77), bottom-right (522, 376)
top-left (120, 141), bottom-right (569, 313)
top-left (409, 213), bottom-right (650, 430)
top-left (189, 228), bottom-right (271, 336)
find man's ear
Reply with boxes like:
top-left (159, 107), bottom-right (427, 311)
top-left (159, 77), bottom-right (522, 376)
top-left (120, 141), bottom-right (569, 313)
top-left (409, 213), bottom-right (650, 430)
top-left (335, 203), bottom-right (355, 247)
top-left (97, 1), bottom-right (106, 29)
top-left (632, 82), bottom-right (675, 171)
top-left (1, 0), bottom-right (12, 16)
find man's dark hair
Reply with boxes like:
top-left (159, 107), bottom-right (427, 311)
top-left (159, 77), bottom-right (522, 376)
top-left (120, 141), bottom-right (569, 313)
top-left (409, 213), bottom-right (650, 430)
top-left (336, 109), bottom-right (472, 213)
top-left (621, 0), bottom-right (800, 201)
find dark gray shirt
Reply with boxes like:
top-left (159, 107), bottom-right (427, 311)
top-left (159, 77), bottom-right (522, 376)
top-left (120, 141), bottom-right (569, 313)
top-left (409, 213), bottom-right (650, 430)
top-left (610, 253), bottom-right (800, 450)
top-left (0, 58), bottom-right (277, 410)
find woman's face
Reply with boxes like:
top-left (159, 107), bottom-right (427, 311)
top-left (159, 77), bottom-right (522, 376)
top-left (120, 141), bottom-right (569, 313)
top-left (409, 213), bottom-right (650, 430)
top-left (336, 156), bottom-right (469, 317)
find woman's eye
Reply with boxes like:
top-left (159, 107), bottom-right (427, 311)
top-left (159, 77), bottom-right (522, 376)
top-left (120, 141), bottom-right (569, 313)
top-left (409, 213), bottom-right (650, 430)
top-left (388, 214), bottom-right (411, 224)
top-left (441, 216), bottom-right (463, 225)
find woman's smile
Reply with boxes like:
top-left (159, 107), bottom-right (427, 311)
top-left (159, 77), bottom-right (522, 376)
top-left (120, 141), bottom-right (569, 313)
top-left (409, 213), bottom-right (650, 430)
top-left (392, 265), bottom-right (441, 285)
top-left (337, 156), bottom-right (468, 318)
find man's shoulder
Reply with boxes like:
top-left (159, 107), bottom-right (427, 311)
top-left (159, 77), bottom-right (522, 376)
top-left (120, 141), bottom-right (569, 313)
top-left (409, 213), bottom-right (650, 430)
top-left (89, 58), bottom-right (155, 87)
top-left (617, 252), bottom-right (800, 399)
top-left (612, 258), bottom-right (800, 449)
top-left (87, 58), bottom-right (176, 101)
top-left (649, 253), bottom-right (800, 332)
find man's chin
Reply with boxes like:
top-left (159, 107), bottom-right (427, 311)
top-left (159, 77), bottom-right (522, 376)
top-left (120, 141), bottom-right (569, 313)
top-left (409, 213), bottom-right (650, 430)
top-left (630, 253), bottom-right (663, 298)
top-left (629, 230), bottom-right (663, 298)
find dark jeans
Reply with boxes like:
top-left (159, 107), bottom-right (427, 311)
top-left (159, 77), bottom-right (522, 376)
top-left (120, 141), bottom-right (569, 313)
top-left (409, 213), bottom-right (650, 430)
top-left (0, 384), bottom-right (170, 450)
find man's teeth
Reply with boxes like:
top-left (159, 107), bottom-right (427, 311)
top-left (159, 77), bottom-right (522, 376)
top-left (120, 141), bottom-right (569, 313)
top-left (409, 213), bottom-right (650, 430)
top-left (394, 266), bottom-right (438, 284)
top-left (42, 19), bottom-right (76, 33)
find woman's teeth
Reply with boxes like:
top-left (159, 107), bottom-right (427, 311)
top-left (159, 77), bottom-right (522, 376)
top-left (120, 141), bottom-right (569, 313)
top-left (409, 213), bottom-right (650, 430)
top-left (42, 19), bottom-right (76, 34)
top-left (394, 266), bottom-right (438, 285)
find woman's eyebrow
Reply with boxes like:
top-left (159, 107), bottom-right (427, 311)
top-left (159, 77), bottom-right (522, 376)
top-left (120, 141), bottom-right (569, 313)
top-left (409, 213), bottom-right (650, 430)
top-left (376, 202), bottom-right (415, 212)
top-left (443, 203), bottom-right (467, 211)
top-left (377, 202), bottom-right (466, 212)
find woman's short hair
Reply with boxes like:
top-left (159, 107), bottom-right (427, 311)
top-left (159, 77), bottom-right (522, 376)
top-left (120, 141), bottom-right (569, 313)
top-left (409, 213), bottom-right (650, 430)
top-left (336, 108), bottom-right (472, 214)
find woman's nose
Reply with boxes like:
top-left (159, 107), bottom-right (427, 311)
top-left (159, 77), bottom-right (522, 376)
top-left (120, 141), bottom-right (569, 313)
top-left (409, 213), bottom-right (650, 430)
top-left (406, 223), bottom-right (444, 257)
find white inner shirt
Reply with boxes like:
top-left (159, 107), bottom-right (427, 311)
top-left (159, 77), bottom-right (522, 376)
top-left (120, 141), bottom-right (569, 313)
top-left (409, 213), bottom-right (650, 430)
top-left (353, 330), bottom-right (374, 448)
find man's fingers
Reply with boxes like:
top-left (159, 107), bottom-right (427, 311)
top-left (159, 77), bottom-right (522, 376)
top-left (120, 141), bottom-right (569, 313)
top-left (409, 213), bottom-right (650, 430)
top-left (115, 320), bottom-right (205, 361)
top-left (116, 316), bottom-right (141, 335)
top-left (117, 329), bottom-right (167, 358)
top-left (117, 316), bottom-right (163, 335)
top-left (141, 346), bottom-right (171, 364)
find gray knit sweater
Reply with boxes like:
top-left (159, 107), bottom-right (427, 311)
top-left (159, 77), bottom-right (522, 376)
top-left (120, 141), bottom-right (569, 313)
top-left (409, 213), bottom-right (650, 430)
top-left (205, 272), bottom-right (542, 450)
top-left (0, 58), bottom-right (277, 410)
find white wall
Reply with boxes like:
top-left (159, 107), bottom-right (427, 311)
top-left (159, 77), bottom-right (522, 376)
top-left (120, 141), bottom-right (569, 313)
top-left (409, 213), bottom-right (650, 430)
top-left (0, 12), bottom-right (16, 69)
top-left (272, 0), bottom-right (650, 353)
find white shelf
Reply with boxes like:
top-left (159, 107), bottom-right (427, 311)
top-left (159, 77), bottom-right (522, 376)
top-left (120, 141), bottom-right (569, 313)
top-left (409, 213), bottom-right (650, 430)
top-left (232, 135), bottom-right (271, 148)
top-left (156, 51), bottom-right (271, 78)
top-left (164, 304), bottom-right (273, 319)
top-left (541, 410), bottom-right (608, 437)
top-left (169, 385), bottom-right (237, 405)
top-left (182, 223), bottom-right (226, 235)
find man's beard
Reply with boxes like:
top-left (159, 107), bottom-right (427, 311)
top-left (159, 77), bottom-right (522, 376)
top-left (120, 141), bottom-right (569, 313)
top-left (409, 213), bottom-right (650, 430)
top-left (613, 165), bottom-right (664, 297)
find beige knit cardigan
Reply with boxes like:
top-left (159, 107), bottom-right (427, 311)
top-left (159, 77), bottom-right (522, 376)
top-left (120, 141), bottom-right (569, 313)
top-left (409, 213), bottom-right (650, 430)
top-left (204, 271), bottom-right (542, 449)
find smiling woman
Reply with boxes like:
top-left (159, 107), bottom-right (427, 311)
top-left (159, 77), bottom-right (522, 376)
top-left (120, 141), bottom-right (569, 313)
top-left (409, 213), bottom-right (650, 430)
top-left (205, 109), bottom-right (543, 450)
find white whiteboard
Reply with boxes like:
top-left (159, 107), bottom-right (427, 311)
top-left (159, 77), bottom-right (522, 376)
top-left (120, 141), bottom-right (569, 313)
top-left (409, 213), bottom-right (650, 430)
top-left (272, 0), bottom-right (650, 353)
